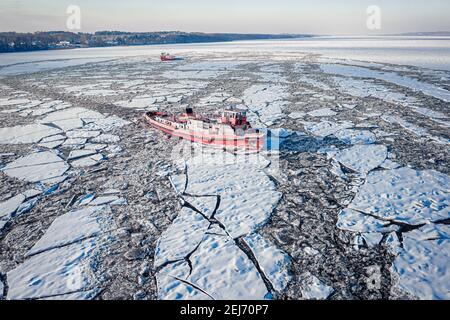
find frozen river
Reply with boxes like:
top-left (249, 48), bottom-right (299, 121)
top-left (0, 36), bottom-right (450, 74)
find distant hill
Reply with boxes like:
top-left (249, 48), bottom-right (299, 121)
top-left (0, 31), bottom-right (312, 53)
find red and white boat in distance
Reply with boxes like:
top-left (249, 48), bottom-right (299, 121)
top-left (144, 107), bottom-right (265, 153)
top-left (160, 52), bottom-right (177, 61)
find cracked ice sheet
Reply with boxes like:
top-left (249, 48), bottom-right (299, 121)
top-left (27, 205), bottom-right (112, 256)
top-left (0, 194), bottom-right (26, 221)
top-left (7, 238), bottom-right (99, 300)
top-left (333, 144), bottom-right (387, 174)
top-left (391, 237), bottom-right (450, 299)
top-left (243, 233), bottom-right (291, 292)
top-left (242, 84), bottom-right (290, 127)
top-left (154, 207), bottom-right (209, 268)
top-left (157, 261), bottom-right (213, 300)
top-left (185, 153), bottom-right (280, 239)
top-left (304, 120), bottom-right (353, 138)
top-left (188, 233), bottom-right (269, 300)
top-left (183, 195), bottom-right (217, 219)
top-left (300, 272), bottom-right (334, 300)
top-left (330, 77), bottom-right (416, 105)
top-left (337, 208), bottom-right (399, 233)
top-left (2, 151), bottom-right (69, 184)
top-left (40, 107), bottom-right (105, 132)
top-left (333, 129), bottom-right (376, 145)
top-left (307, 108), bottom-right (337, 117)
top-left (0, 124), bottom-right (62, 144)
top-left (348, 167), bottom-right (450, 225)
top-left (382, 115), bottom-right (449, 145)
top-left (320, 64), bottom-right (450, 102)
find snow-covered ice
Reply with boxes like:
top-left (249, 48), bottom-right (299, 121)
top-left (391, 237), bottom-right (450, 299)
top-left (2, 151), bottom-right (69, 184)
top-left (321, 64), bottom-right (450, 102)
top-left (333, 144), bottom-right (387, 174)
top-left (0, 124), bottom-right (62, 144)
top-left (299, 272), bottom-right (334, 300)
top-left (347, 167), bottom-right (450, 225)
top-left (243, 233), bottom-right (291, 292)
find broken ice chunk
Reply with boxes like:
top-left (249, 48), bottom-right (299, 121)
top-left (2, 151), bottom-right (69, 184)
top-left (333, 144), bottom-right (387, 174)
top-left (385, 232), bottom-right (402, 256)
top-left (0, 124), bottom-right (62, 144)
top-left (71, 154), bottom-right (104, 168)
top-left (307, 108), bottom-right (337, 117)
top-left (91, 134), bottom-right (120, 144)
top-left (334, 129), bottom-right (376, 145)
top-left (243, 233), bottom-right (291, 292)
top-left (304, 120), bottom-right (353, 138)
top-left (183, 195), bottom-right (218, 219)
top-left (0, 194), bottom-right (26, 221)
top-left (7, 239), bottom-right (99, 300)
top-left (337, 208), bottom-right (399, 233)
top-left (27, 205), bottom-right (112, 256)
top-left (347, 167), bottom-right (450, 225)
top-left (66, 130), bottom-right (101, 139)
top-left (299, 272), bottom-right (334, 300)
top-left (154, 207), bottom-right (209, 268)
top-left (188, 233), bottom-right (270, 300)
top-left (169, 174), bottom-right (187, 194)
top-left (391, 237), bottom-right (450, 299)
top-left (156, 261), bottom-right (213, 300)
top-left (362, 233), bottom-right (383, 247)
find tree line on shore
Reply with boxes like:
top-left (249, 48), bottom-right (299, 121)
top-left (0, 31), bottom-right (309, 53)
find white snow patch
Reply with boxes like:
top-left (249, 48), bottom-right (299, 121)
top-left (28, 205), bottom-right (112, 256)
top-left (321, 64), bottom-right (450, 102)
top-left (392, 237), bottom-right (450, 300)
top-left (333, 144), bottom-right (387, 174)
top-left (7, 239), bottom-right (99, 299)
top-left (334, 129), bottom-right (376, 145)
top-left (243, 233), bottom-right (291, 292)
top-left (348, 167), bottom-right (450, 225)
top-left (0, 124), bottom-right (62, 144)
top-left (2, 151), bottom-right (69, 184)
top-left (154, 207), bottom-right (209, 268)
top-left (300, 272), bottom-right (334, 300)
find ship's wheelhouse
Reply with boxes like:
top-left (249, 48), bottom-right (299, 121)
top-left (221, 109), bottom-right (248, 127)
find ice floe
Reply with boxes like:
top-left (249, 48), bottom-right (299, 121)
top-left (28, 205), bottom-right (112, 256)
top-left (2, 151), bottom-right (69, 184)
top-left (347, 167), bottom-right (449, 225)
top-left (307, 108), bottom-right (337, 117)
top-left (337, 208), bottom-right (399, 233)
top-left (242, 84), bottom-right (290, 126)
top-left (304, 120), bottom-right (353, 138)
top-left (391, 237), bottom-right (450, 299)
top-left (7, 239), bottom-right (99, 299)
top-left (243, 233), bottom-right (291, 292)
top-left (0, 124), bottom-right (62, 144)
top-left (333, 144), bottom-right (387, 174)
top-left (154, 207), bottom-right (210, 268)
top-left (156, 150), bottom-right (286, 299)
top-left (299, 272), bottom-right (334, 300)
top-left (187, 232), bottom-right (270, 300)
top-left (321, 64), bottom-right (450, 102)
top-left (40, 107), bottom-right (104, 132)
top-left (333, 129), bottom-right (376, 145)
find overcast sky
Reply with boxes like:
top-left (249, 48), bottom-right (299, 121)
top-left (1, 0), bottom-right (449, 35)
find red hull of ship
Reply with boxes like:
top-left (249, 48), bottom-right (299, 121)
top-left (144, 114), bottom-right (264, 152)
